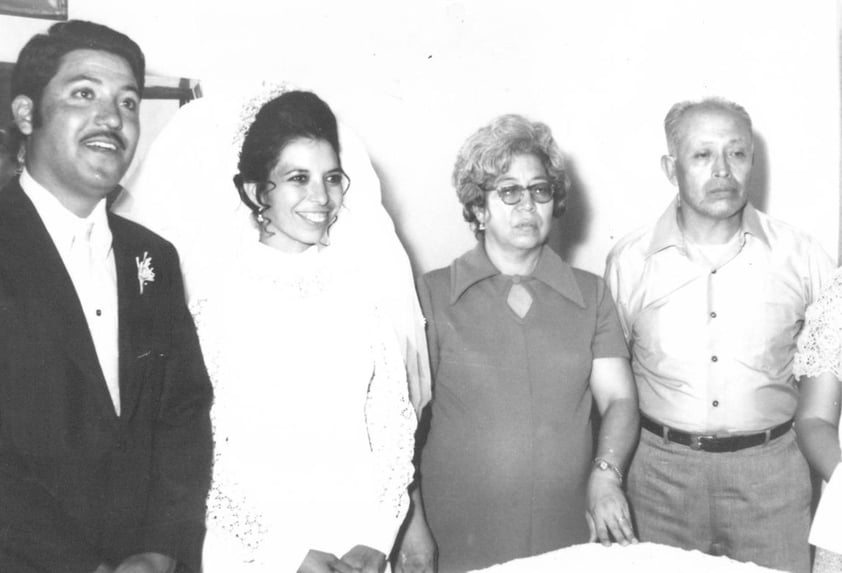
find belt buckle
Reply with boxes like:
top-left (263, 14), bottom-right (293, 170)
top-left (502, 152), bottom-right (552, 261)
top-left (689, 434), bottom-right (716, 451)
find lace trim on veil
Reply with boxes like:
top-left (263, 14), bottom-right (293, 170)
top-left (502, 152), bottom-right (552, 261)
top-left (190, 296), bottom-right (269, 556)
top-left (365, 304), bottom-right (417, 519)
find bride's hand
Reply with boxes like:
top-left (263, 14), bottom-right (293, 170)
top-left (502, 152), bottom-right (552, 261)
top-left (298, 549), bottom-right (358, 573)
top-left (340, 545), bottom-right (387, 573)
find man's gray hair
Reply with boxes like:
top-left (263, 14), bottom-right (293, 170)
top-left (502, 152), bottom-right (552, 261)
top-left (664, 97), bottom-right (753, 154)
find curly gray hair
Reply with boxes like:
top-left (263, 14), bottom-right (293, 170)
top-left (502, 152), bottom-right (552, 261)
top-left (452, 114), bottom-right (570, 237)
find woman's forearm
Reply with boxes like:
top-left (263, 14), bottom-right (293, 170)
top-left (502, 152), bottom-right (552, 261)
top-left (796, 417), bottom-right (841, 482)
top-left (594, 397), bottom-right (640, 472)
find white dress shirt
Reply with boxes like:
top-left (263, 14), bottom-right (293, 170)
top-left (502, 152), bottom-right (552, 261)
top-left (20, 170), bottom-right (121, 415)
top-left (606, 199), bottom-right (833, 433)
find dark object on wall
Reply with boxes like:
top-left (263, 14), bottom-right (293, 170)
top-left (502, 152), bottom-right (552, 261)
top-left (0, 62), bottom-right (200, 125)
top-left (0, 0), bottom-right (68, 20)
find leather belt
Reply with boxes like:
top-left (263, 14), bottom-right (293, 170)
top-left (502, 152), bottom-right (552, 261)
top-left (640, 414), bottom-right (792, 453)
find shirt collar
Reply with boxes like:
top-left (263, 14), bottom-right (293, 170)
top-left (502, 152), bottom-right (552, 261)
top-left (450, 243), bottom-right (586, 308)
top-left (646, 196), bottom-right (770, 258)
top-left (20, 168), bottom-right (112, 259)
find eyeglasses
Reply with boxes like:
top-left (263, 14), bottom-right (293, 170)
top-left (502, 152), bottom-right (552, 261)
top-left (487, 182), bottom-right (555, 205)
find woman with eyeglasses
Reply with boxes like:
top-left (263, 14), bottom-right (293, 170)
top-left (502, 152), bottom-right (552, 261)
top-left (409, 114), bottom-right (639, 572)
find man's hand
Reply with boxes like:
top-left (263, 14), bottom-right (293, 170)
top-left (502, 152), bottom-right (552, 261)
top-left (340, 545), bottom-right (387, 573)
top-left (395, 515), bottom-right (437, 573)
top-left (585, 470), bottom-right (637, 546)
top-left (112, 552), bottom-right (175, 573)
top-left (298, 549), bottom-right (357, 573)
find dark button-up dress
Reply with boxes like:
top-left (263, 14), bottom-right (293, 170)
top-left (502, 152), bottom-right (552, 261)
top-left (418, 244), bottom-right (628, 572)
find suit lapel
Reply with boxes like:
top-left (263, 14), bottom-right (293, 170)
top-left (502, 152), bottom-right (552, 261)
top-left (0, 180), bottom-right (118, 419)
top-left (111, 216), bottom-right (155, 421)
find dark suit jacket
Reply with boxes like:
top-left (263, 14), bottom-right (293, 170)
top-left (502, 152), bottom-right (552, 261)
top-left (0, 179), bottom-right (213, 573)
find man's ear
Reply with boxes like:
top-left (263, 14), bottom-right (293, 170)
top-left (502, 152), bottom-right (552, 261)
top-left (11, 95), bottom-right (34, 136)
top-left (660, 154), bottom-right (678, 186)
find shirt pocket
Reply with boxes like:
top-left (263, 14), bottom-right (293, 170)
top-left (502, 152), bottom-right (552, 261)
top-left (739, 300), bottom-right (800, 375)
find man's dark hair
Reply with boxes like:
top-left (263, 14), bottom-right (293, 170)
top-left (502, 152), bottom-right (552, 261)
top-left (0, 123), bottom-right (23, 159)
top-left (11, 20), bottom-right (145, 126)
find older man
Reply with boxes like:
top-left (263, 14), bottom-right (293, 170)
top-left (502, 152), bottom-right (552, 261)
top-left (0, 20), bottom-right (213, 573)
top-left (605, 97), bottom-right (833, 573)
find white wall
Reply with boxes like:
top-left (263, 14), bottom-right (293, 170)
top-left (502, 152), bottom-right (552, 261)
top-left (1, 0), bottom-right (839, 274)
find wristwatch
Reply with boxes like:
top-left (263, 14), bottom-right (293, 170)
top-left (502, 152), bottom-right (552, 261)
top-left (593, 457), bottom-right (624, 482)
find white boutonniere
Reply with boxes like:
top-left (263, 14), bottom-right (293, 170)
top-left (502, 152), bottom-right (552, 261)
top-left (135, 251), bottom-right (155, 294)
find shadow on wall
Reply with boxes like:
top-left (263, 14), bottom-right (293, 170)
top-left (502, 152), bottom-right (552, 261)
top-left (547, 155), bottom-right (589, 262)
top-left (370, 160), bottom-right (424, 275)
top-left (748, 133), bottom-right (769, 214)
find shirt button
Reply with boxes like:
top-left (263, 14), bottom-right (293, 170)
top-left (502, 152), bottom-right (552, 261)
top-left (712, 400), bottom-right (720, 407)
top-left (711, 269), bottom-right (717, 274)
top-left (96, 309), bottom-right (102, 317)
top-left (711, 355), bottom-right (718, 362)
top-left (710, 311), bottom-right (717, 318)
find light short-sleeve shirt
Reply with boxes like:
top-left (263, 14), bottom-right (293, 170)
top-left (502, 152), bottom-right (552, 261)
top-left (605, 199), bottom-right (833, 433)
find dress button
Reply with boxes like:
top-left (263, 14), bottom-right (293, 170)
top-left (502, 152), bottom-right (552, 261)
top-left (710, 311), bottom-right (717, 318)
top-left (711, 355), bottom-right (718, 362)
top-left (712, 400), bottom-right (719, 407)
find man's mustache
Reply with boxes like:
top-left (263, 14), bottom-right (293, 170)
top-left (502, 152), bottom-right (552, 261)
top-left (81, 130), bottom-right (127, 150)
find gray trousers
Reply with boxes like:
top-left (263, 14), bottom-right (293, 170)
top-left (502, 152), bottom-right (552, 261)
top-left (628, 427), bottom-right (811, 573)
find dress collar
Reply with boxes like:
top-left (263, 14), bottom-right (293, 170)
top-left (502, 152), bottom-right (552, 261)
top-left (645, 196), bottom-right (770, 258)
top-left (19, 168), bottom-right (112, 259)
top-left (450, 242), bottom-right (586, 308)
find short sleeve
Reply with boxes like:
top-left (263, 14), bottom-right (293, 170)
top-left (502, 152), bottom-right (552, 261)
top-left (794, 268), bottom-right (842, 380)
top-left (604, 248), bottom-right (632, 342)
top-left (592, 276), bottom-right (630, 360)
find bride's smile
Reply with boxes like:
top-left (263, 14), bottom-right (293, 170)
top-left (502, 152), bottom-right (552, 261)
top-left (255, 137), bottom-right (348, 253)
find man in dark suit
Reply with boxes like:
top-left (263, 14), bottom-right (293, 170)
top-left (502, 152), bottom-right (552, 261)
top-left (0, 20), bottom-right (213, 573)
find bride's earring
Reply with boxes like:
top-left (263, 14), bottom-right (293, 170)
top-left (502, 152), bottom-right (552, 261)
top-left (256, 207), bottom-right (267, 226)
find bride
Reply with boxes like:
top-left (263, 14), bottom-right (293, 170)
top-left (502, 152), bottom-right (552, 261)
top-left (116, 86), bottom-right (421, 572)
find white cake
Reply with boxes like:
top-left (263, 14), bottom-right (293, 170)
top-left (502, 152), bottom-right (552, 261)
top-left (470, 542), bottom-right (782, 573)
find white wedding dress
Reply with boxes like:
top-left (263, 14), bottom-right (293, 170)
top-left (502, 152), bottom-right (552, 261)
top-left (114, 86), bottom-right (422, 572)
top-left (194, 240), bottom-right (416, 571)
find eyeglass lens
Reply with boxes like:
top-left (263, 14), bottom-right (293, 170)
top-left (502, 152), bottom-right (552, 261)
top-left (497, 183), bottom-right (554, 205)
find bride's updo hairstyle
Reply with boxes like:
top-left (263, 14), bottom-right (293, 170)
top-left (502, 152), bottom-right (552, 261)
top-left (233, 90), bottom-right (342, 223)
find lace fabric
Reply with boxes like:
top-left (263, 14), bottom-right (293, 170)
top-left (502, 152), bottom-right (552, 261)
top-left (190, 243), bottom-right (415, 568)
top-left (366, 303), bottom-right (418, 519)
top-left (794, 268), bottom-right (842, 380)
